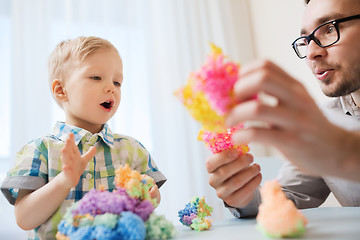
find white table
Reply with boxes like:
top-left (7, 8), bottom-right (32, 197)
top-left (175, 207), bottom-right (360, 240)
top-left (2, 204), bottom-right (359, 239)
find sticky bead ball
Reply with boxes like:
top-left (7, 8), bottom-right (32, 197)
top-left (176, 44), bottom-right (250, 154)
top-left (56, 165), bottom-right (175, 240)
top-left (178, 196), bottom-right (213, 231)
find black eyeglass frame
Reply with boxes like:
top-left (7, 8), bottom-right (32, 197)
top-left (291, 14), bottom-right (360, 59)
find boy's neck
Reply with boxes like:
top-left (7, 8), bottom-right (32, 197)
top-left (65, 120), bottom-right (104, 134)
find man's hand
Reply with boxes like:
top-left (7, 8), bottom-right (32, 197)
top-left (206, 150), bottom-right (261, 208)
top-left (226, 59), bottom-right (360, 181)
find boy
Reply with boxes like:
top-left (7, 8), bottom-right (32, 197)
top-left (1, 36), bottom-right (166, 239)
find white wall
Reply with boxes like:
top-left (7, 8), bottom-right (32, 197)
top-left (249, 0), bottom-right (327, 103)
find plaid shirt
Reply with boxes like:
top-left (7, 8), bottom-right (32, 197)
top-left (1, 121), bottom-right (166, 240)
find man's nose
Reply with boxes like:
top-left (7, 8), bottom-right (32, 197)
top-left (306, 40), bottom-right (327, 60)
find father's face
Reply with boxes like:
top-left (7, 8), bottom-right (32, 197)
top-left (302, 0), bottom-right (360, 97)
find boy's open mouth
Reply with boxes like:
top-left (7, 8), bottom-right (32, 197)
top-left (100, 101), bottom-right (113, 110)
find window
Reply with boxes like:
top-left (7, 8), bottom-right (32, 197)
top-left (0, 1), bottom-right (11, 159)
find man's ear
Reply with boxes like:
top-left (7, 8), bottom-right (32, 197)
top-left (52, 79), bottom-right (68, 102)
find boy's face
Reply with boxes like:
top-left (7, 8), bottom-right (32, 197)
top-left (61, 48), bottom-right (123, 133)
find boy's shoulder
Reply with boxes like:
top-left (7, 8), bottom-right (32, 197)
top-left (20, 134), bottom-right (64, 150)
top-left (111, 133), bottom-right (147, 149)
top-left (15, 134), bottom-right (64, 160)
top-left (112, 133), bottom-right (138, 144)
top-left (29, 133), bottom-right (63, 144)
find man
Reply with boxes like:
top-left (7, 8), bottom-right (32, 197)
top-left (206, 0), bottom-right (360, 218)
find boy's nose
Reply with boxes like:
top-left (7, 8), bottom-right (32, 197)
top-left (104, 82), bottom-right (115, 93)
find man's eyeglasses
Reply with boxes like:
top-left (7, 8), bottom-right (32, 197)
top-left (291, 14), bottom-right (360, 59)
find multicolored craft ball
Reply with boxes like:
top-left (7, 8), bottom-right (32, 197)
top-left (56, 164), bottom-right (175, 240)
top-left (175, 44), bottom-right (250, 154)
top-left (178, 196), bottom-right (213, 231)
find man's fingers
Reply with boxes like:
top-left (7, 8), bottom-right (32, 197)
top-left (235, 60), bottom-right (311, 114)
top-left (233, 126), bottom-right (295, 146)
top-left (225, 99), bottom-right (299, 129)
top-left (224, 173), bottom-right (262, 208)
top-left (206, 149), bottom-right (239, 173)
top-left (215, 164), bottom-right (261, 200)
top-left (208, 154), bottom-right (254, 188)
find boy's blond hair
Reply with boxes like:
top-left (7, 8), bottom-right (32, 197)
top-left (48, 36), bottom-right (118, 86)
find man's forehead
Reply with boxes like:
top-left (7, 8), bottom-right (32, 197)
top-left (300, 13), bottom-right (346, 35)
top-left (300, 0), bottom-right (359, 35)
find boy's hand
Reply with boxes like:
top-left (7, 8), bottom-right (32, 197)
top-left (149, 184), bottom-right (161, 206)
top-left (60, 133), bottom-right (96, 189)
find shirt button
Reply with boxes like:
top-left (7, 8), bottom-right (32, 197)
top-left (86, 173), bottom-right (92, 180)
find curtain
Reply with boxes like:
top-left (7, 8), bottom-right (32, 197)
top-left (0, 0), bottom-right (256, 222)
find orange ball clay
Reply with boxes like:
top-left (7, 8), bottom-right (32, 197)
top-left (256, 180), bottom-right (308, 238)
top-left (175, 44), bottom-right (250, 154)
top-left (114, 164), bottom-right (156, 205)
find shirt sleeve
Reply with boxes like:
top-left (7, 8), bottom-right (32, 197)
top-left (225, 161), bottom-right (331, 218)
top-left (225, 187), bottom-right (261, 218)
top-left (0, 139), bottom-right (49, 205)
top-left (278, 161), bottom-right (331, 209)
top-left (145, 154), bottom-right (167, 188)
top-left (126, 138), bottom-right (167, 188)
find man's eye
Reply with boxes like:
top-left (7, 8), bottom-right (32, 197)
top-left (324, 24), bottom-right (336, 35)
top-left (91, 76), bottom-right (101, 80)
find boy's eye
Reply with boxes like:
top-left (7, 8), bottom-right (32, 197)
top-left (113, 81), bottom-right (121, 87)
top-left (91, 76), bottom-right (101, 80)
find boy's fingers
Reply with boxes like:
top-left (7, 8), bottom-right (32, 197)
top-left (62, 165), bottom-right (70, 171)
top-left (64, 133), bottom-right (78, 154)
top-left (82, 146), bottom-right (96, 163)
top-left (61, 145), bottom-right (72, 164)
top-left (150, 185), bottom-right (159, 193)
top-left (66, 133), bottom-right (75, 144)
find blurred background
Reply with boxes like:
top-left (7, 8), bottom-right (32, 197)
top-left (0, 0), bottom-right (337, 238)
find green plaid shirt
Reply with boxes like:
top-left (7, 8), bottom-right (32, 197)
top-left (1, 121), bottom-right (166, 240)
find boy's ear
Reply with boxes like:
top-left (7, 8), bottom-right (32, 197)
top-left (52, 79), bottom-right (68, 102)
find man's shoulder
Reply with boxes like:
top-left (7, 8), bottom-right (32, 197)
top-left (318, 96), bottom-right (360, 130)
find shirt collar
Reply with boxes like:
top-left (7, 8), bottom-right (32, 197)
top-left (340, 95), bottom-right (360, 117)
top-left (52, 121), bottom-right (115, 147)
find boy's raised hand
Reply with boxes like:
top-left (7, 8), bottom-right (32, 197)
top-left (60, 133), bottom-right (96, 189)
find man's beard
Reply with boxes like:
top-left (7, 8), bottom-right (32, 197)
top-left (321, 66), bottom-right (360, 97)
